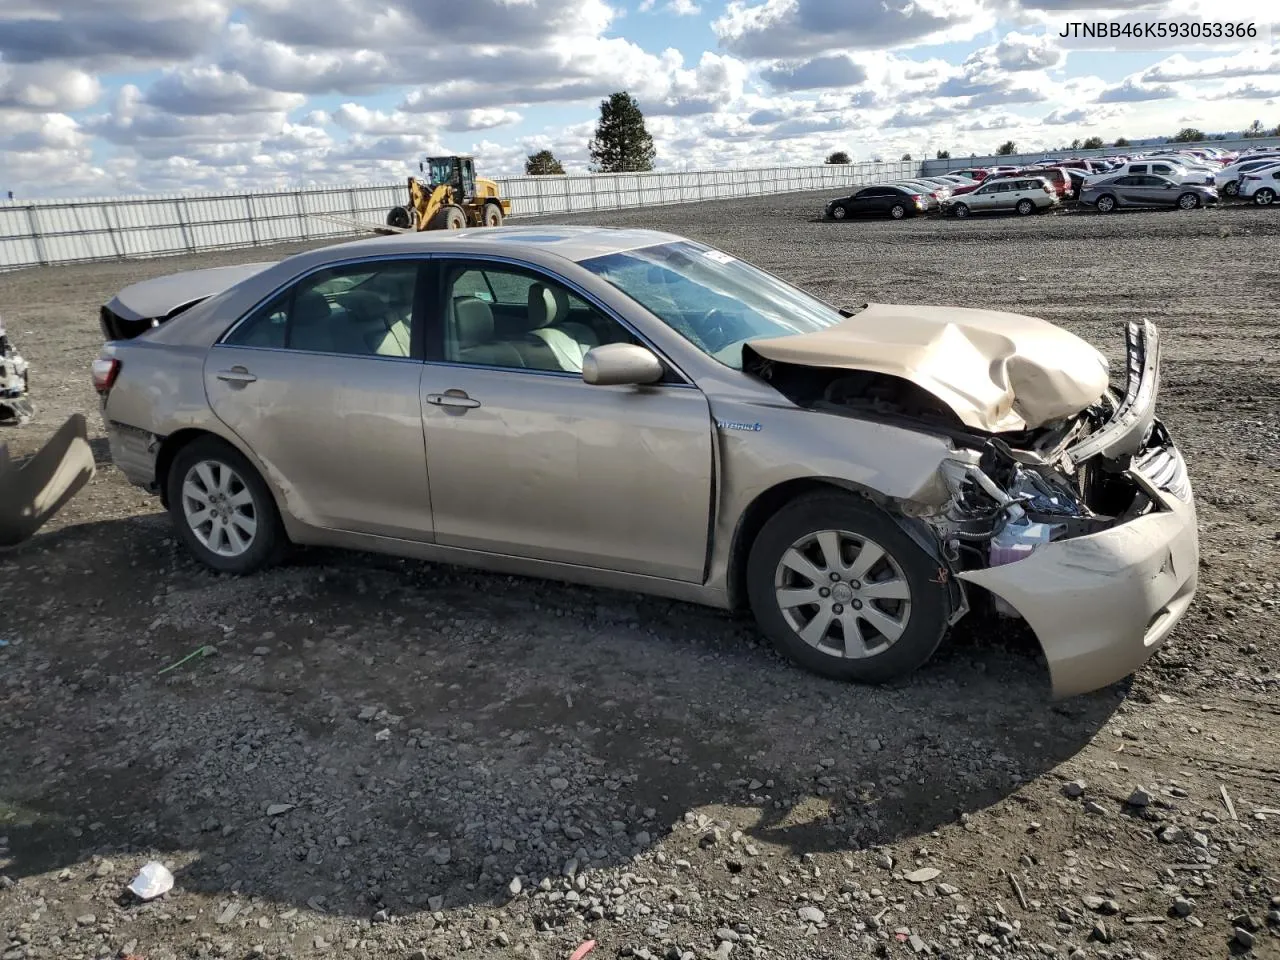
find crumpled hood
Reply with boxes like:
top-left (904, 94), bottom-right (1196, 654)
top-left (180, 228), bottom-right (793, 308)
top-left (745, 302), bottom-right (1112, 433)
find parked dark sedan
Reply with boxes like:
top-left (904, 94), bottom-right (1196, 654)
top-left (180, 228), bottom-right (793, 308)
top-left (824, 185), bottom-right (929, 221)
top-left (1080, 174), bottom-right (1219, 213)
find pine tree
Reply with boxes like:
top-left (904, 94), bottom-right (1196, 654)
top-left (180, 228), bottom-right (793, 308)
top-left (935, 149), bottom-right (951, 159)
top-left (996, 140), bottom-right (1017, 155)
top-left (525, 150), bottom-right (566, 175)
top-left (588, 92), bottom-right (656, 173)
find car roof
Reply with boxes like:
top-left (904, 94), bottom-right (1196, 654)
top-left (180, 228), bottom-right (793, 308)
top-left (305, 225), bottom-right (687, 265)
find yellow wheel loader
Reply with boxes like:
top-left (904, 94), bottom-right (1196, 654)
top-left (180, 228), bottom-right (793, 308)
top-left (385, 156), bottom-right (512, 232)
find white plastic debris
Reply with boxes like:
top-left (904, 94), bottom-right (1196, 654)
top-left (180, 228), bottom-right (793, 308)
top-left (127, 861), bottom-right (174, 900)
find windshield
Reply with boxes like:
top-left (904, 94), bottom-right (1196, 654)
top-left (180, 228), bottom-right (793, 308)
top-left (425, 158), bottom-right (453, 184)
top-left (577, 240), bottom-right (845, 368)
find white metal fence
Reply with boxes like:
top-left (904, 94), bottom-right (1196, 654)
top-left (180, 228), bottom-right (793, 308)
top-left (0, 161), bottom-right (918, 272)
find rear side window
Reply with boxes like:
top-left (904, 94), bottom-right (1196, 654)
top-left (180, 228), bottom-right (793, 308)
top-left (1130, 164), bottom-right (1147, 173)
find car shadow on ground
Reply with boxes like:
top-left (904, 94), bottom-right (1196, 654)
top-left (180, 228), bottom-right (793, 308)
top-left (0, 515), bottom-right (1123, 919)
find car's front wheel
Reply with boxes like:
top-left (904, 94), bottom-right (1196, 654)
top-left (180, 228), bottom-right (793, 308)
top-left (952, 202), bottom-right (970, 218)
top-left (1177, 192), bottom-right (1200, 210)
top-left (166, 436), bottom-right (286, 575)
top-left (830, 204), bottom-right (848, 220)
top-left (746, 493), bottom-right (951, 685)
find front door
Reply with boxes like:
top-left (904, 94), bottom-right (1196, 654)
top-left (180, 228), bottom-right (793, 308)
top-left (205, 257), bottom-right (434, 541)
top-left (419, 258), bottom-right (715, 582)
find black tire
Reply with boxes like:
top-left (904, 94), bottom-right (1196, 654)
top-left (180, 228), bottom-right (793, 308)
top-left (1223, 180), bottom-right (1239, 197)
top-left (1096, 194), bottom-right (1116, 213)
top-left (166, 436), bottom-right (287, 575)
top-left (1255, 187), bottom-right (1276, 205)
top-left (1015, 198), bottom-right (1035, 216)
top-left (830, 204), bottom-right (849, 220)
top-left (386, 205), bottom-right (414, 230)
top-left (1176, 192), bottom-right (1200, 210)
top-left (889, 203), bottom-right (906, 219)
top-left (431, 205), bottom-right (467, 230)
top-left (952, 202), bottom-right (970, 219)
top-left (483, 203), bottom-right (504, 226)
top-left (745, 493), bottom-right (951, 685)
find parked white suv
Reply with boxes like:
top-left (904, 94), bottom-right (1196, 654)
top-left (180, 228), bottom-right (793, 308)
top-left (1094, 159), bottom-right (1214, 187)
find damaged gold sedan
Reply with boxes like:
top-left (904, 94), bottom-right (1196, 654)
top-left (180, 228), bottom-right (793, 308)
top-left (92, 227), bottom-right (1197, 698)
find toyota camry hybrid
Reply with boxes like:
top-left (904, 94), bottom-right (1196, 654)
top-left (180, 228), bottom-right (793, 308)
top-left (92, 226), bottom-right (1198, 699)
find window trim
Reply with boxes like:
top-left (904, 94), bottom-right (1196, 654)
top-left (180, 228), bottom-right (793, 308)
top-left (425, 253), bottom-right (697, 387)
top-left (215, 253), bottom-right (433, 362)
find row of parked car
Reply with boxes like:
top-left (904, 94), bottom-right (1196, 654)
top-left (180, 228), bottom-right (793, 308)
top-left (822, 144), bottom-right (1280, 221)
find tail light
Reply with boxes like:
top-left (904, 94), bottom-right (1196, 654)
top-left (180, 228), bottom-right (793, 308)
top-left (1243, 175), bottom-right (1261, 181)
top-left (92, 356), bottom-right (120, 394)
top-left (911, 194), bottom-right (924, 202)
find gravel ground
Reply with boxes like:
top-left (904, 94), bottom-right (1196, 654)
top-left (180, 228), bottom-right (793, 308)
top-left (2, 191), bottom-right (1279, 960)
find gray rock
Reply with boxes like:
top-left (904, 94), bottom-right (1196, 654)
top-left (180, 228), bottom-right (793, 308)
top-left (905, 867), bottom-right (940, 883)
top-left (266, 803), bottom-right (295, 816)
top-left (1084, 801), bottom-right (1107, 816)
top-left (797, 906), bottom-right (825, 924)
top-left (1159, 825), bottom-right (1184, 843)
top-left (1268, 910), bottom-right (1280, 925)
top-left (1128, 787), bottom-right (1152, 808)
top-left (550, 778), bottom-right (570, 791)
top-left (93, 859), bottom-right (115, 878)
top-left (1234, 928), bottom-right (1255, 949)
top-left (908, 934), bottom-right (927, 953)
top-left (1090, 921), bottom-right (1110, 943)
top-left (1172, 897), bottom-right (1193, 917)
top-left (427, 896), bottom-right (444, 912)
top-left (876, 854), bottom-right (894, 870)
top-left (508, 876), bottom-right (523, 897)
top-left (75, 914), bottom-right (96, 926)
top-left (1063, 781), bottom-right (1086, 798)
top-left (563, 825), bottom-right (585, 841)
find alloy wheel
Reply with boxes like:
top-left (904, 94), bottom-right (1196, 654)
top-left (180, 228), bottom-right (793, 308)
top-left (181, 459), bottom-right (258, 557)
top-left (772, 529), bottom-right (912, 659)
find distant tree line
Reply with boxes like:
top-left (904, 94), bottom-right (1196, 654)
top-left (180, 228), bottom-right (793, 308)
top-left (524, 98), bottom-right (1280, 177)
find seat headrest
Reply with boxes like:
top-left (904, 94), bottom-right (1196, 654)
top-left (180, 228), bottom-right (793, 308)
top-left (454, 298), bottom-right (494, 347)
top-left (293, 290), bottom-right (332, 325)
top-left (527, 282), bottom-right (570, 330)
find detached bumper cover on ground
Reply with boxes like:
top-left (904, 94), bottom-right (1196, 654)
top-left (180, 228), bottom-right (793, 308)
top-left (0, 413), bottom-right (97, 549)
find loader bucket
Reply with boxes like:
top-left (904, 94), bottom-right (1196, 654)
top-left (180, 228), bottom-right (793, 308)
top-left (0, 413), bottom-right (96, 549)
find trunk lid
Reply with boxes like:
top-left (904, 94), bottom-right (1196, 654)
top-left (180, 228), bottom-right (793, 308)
top-left (100, 261), bottom-right (277, 340)
top-left (744, 302), bottom-right (1111, 433)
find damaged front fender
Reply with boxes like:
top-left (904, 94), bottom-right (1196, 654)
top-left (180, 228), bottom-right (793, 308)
top-left (0, 413), bottom-right (96, 549)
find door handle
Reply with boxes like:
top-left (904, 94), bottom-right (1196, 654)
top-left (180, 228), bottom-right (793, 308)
top-left (216, 367), bottom-right (257, 384)
top-left (426, 392), bottom-right (481, 409)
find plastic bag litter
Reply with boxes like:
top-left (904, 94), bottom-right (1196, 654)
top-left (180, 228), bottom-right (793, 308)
top-left (127, 861), bottom-right (174, 900)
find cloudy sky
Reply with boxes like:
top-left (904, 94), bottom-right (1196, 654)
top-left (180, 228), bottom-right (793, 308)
top-left (1, 0), bottom-right (1278, 197)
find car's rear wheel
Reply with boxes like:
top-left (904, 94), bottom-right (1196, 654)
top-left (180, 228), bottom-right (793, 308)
top-left (952, 202), bottom-right (970, 218)
top-left (746, 493), bottom-right (951, 685)
top-left (167, 436), bottom-right (286, 575)
top-left (1096, 194), bottom-right (1116, 213)
top-left (1016, 198), bottom-right (1035, 216)
top-left (889, 203), bottom-right (906, 219)
top-left (1177, 192), bottom-right (1200, 210)
top-left (1255, 187), bottom-right (1276, 205)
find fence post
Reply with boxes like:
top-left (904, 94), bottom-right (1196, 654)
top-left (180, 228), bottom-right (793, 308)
top-left (177, 198), bottom-right (195, 253)
top-left (25, 205), bottom-right (49, 267)
top-left (563, 175), bottom-right (571, 214)
top-left (347, 188), bottom-right (359, 235)
top-left (296, 191), bottom-right (310, 240)
top-left (590, 175), bottom-right (598, 212)
top-left (245, 195), bottom-right (260, 247)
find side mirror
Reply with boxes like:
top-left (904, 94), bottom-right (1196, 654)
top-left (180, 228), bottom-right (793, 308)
top-left (582, 343), bottom-right (664, 386)
top-left (1165, 183), bottom-right (1174, 188)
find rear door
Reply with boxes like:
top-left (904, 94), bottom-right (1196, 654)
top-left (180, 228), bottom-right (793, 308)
top-left (205, 256), bottom-right (434, 541)
top-left (1112, 175), bottom-right (1146, 206)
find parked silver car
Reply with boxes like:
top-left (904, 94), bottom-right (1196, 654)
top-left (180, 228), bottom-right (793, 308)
top-left (1080, 174), bottom-right (1218, 212)
top-left (93, 226), bottom-right (1199, 699)
top-left (942, 176), bottom-right (1059, 218)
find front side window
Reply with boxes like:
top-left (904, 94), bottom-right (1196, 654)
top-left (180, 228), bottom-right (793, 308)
top-left (578, 240), bottom-right (844, 369)
top-left (439, 263), bottom-right (634, 374)
top-left (224, 259), bottom-right (420, 357)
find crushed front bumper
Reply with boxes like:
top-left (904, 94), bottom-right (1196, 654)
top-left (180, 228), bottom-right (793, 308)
top-left (959, 318), bottom-right (1200, 699)
top-left (959, 464), bottom-right (1197, 699)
